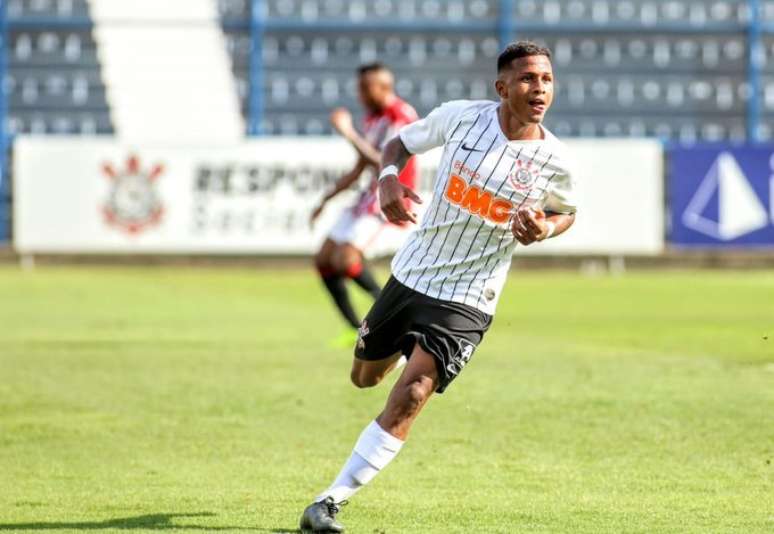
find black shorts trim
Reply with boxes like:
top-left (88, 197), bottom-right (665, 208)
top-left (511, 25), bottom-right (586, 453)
top-left (355, 276), bottom-right (492, 393)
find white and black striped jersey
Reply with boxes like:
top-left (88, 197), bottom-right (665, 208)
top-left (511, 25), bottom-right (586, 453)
top-left (390, 100), bottom-right (578, 315)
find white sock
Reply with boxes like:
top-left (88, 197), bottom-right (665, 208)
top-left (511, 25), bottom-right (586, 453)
top-left (395, 355), bottom-right (408, 370)
top-left (315, 420), bottom-right (404, 503)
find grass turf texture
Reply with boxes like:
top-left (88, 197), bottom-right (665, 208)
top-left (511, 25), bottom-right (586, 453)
top-left (1, 266), bottom-right (773, 533)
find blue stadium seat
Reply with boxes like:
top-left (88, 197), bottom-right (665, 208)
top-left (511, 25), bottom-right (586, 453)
top-left (534, 33), bottom-right (745, 73)
top-left (216, 0), bottom-right (768, 141)
top-left (11, 30), bottom-right (98, 67)
top-left (513, 0), bottom-right (748, 26)
top-left (264, 0), bottom-right (497, 23)
top-left (217, 0), bottom-right (249, 20)
top-left (260, 32), bottom-right (499, 71)
top-left (6, 0), bottom-right (771, 142)
top-left (9, 68), bottom-right (109, 109)
top-left (8, 110), bottom-right (112, 135)
top-left (6, 2), bottom-right (113, 135)
top-left (7, 0), bottom-right (90, 19)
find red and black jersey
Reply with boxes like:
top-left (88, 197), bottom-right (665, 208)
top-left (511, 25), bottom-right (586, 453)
top-left (354, 97), bottom-right (419, 216)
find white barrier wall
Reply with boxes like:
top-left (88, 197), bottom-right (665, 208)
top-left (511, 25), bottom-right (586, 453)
top-left (13, 137), bottom-right (663, 255)
top-left (520, 139), bottom-right (664, 255)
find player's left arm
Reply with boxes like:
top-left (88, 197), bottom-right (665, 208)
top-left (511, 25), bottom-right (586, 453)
top-left (512, 209), bottom-right (575, 246)
top-left (512, 162), bottom-right (578, 245)
top-left (330, 108), bottom-right (382, 168)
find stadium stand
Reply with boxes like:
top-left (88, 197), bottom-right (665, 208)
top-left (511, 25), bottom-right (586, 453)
top-left (4, 0), bottom-right (772, 140)
top-left (1, 0), bottom-right (113, 239)
top-left (215, 0), bottom-right (771, 140)
top-left (6, 0), bottom-right (112, 136)
top-left (1, 0), bottom-right (774, 241)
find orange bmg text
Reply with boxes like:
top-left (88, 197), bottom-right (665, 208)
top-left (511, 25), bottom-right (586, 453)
top-left (445, 174), bottom-right (512, 224)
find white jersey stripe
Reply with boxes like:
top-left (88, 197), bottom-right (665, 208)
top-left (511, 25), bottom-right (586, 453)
top-left (439, 145), bottom-right (544, 302)
top-left (449, 153), bottom-right (520, 298)
top-left (416, 121), bottom-right (499, 293)
top-left (472, 171), bottom-right (559, 308)
top-left (392, 117), bottom-right (467, 271)
top-left (406, 116), bottom-right (493, 288)
top-left (430, 144), bottom-right (510, 299)
top-left (459, 165), bottom-right (526, 301)
top-left (392, 117), bottom-right (471, 274)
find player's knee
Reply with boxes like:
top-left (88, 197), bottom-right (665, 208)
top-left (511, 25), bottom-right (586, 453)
top-left (350, 369), bottom-right (381, 389)
top-left (331, 251), bottom-right (354, 275)
top-left (407, 379), bottom-right (431, 407)
top-left (396, 377), bottom-right (432, 416)
top-left (343, 246), bottom-right (361, 266)
top-left (332, 245), bottom-right (360, 273)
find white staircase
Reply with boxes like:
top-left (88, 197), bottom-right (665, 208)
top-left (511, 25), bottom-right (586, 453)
top-left (88, 0), bottom-right (244, 144)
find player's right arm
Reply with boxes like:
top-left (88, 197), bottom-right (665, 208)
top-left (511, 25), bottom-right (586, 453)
top-left (378, 100), bottom-right (471, 224)
top-left (310, 157), bottom-right (368, 225)
top-left (378, 137), bottom-right (422, 224)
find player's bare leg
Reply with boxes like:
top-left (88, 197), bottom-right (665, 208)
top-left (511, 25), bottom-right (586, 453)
top-left (350, 351), bottom-right (405, 388)
top-left (315, 238), bottom-right (361, 331)
top-left (314, 238), bottom-right (336, 269)
top-left (330, 243), bottom-right (360, 274)
top-left (375, 344), bottom-right (438, 439)
top-left (300, 345), bottom-right (437, 532)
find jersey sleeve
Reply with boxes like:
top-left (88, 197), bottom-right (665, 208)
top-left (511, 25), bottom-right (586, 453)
top-left (398, 100), bottom-right (469, 154)
top-left (543, 157), bottom-right (578, 214)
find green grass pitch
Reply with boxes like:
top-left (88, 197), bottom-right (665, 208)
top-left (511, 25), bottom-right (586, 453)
top-left (1, 265), bottom-right (773, 533)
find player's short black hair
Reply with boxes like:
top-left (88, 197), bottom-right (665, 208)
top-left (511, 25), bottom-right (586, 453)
top-left (357, 62), bottom-right (390, 76)
top-left (497, 41), bottom-right (552, 72)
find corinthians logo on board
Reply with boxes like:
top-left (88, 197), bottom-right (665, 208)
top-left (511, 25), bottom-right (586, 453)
top-left (101, 155), bottom-right (164, 235)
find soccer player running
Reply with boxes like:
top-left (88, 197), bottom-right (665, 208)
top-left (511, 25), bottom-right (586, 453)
top-left (311, 63), bottom-right (419, 347)
top-left (300, 42), bottom-right (577, 532)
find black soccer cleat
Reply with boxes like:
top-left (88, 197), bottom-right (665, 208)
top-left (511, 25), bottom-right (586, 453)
top-left (299, 496), bottom-right (346, 533)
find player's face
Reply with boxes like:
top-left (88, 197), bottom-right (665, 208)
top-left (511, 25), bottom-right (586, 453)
top-left (358, 72), bottom-right (385, 112)
top-left (496, 55), bottom-right (554, 124)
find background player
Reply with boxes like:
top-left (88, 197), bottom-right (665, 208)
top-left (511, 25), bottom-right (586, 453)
top-left (311, 62), bottom-right (420, 346)
top-left (300, 41), bottom-right (578, 532)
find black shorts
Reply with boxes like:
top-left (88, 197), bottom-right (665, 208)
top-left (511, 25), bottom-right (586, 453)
top-left (355, 276), bottom-right (493, 393)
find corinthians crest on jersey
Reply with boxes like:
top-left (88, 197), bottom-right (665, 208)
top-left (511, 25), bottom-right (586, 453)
top-left (508, 158), bottom-right (540, 191)
top-left (101, 155), bottom-right (165, 235)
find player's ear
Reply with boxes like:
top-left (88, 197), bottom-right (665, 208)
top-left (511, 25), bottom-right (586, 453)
top-left (495, 77), bottom-right (507, 100)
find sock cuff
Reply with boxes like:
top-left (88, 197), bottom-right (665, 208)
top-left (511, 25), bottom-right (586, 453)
top-left (353, 420), bottom-right (404, 470)
top-left (344, 262), bottom-right (363, 279)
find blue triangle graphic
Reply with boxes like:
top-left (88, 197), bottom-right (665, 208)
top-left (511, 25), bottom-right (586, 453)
top-left (698, 176), bottom-right (719, 222)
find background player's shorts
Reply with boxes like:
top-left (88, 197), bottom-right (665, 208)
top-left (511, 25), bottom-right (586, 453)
top-left (328, 208), bottom-right (407, 257)
top-left (355, 276), bottom-right (493, 393)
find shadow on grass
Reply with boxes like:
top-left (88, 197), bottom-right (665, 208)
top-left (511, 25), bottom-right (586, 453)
top-left (0, 512), bottom-right (298, 532)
